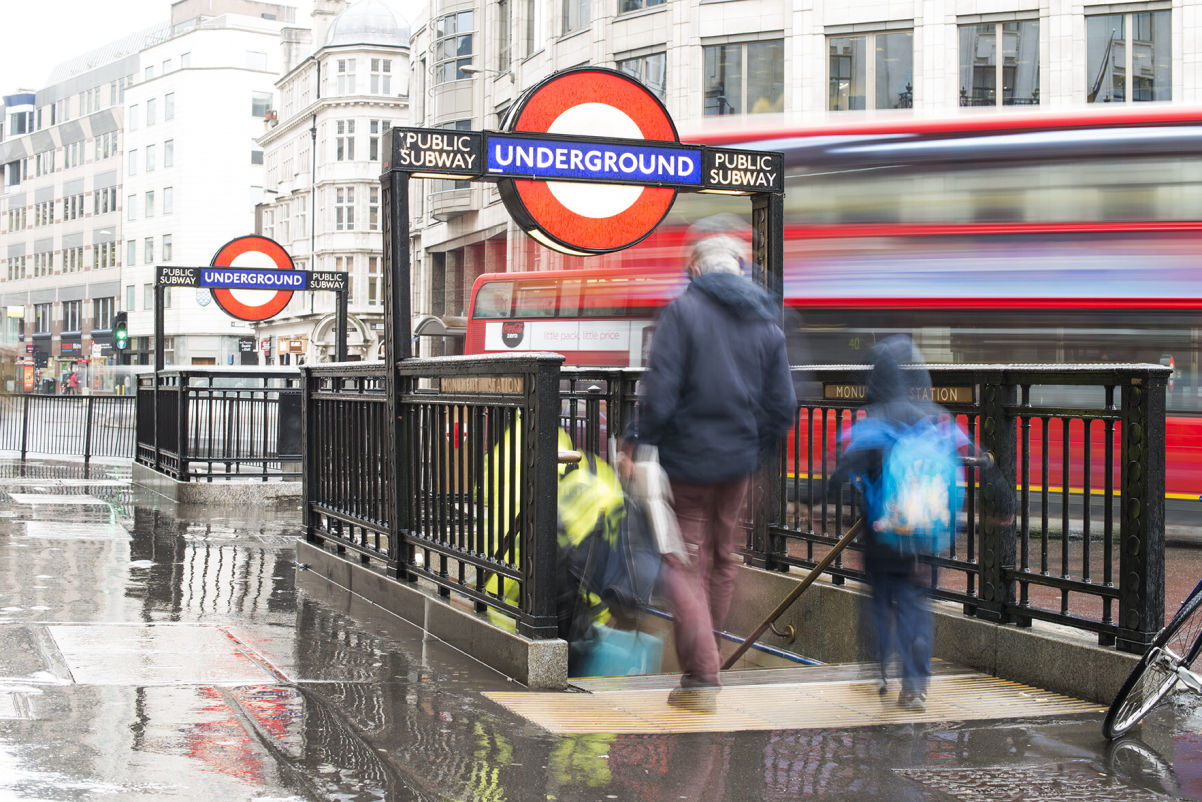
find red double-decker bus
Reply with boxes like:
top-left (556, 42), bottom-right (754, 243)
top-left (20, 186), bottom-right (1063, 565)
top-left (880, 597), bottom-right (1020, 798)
top-left (466, 107), bottom-right (1202, 506)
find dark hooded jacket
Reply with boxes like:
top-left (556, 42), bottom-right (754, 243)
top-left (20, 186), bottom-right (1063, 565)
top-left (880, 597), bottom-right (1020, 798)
top-left (634, 272), bottom-right (797, 484)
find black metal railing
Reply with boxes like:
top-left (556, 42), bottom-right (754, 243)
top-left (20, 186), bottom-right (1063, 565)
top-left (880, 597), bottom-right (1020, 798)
top-left (136, 368), bottom-right (302, 481)
top-left (559, 363), bottom-right (1168, 654)
top-left (0, 393), bottom-right (135, 462)
top-left (302, 360), bottom-right (1168, 653)
top-left (303, 354), bottom-right (564, 639)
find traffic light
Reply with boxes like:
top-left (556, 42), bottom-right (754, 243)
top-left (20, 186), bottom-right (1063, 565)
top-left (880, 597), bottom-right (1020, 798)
top-left (113, 312), bottom-right (129, 351)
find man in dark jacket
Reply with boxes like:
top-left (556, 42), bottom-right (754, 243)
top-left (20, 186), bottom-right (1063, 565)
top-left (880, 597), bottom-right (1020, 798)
top-left (630, 233), bottom-right (796, 712)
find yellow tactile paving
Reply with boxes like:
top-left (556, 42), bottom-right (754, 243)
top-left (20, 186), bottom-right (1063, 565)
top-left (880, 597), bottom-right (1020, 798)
top-left (484, 673), bottom-right (1103, 735)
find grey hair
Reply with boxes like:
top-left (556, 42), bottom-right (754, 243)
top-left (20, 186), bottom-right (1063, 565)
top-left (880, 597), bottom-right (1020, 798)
top-left (688, 234), bottom-right (747, 277)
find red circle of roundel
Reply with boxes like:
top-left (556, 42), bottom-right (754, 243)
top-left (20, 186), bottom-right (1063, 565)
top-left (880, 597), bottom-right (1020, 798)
top-left (209, 235), bottom-right (295, 322)
top-left (502, 68), bottom-right (680, 255)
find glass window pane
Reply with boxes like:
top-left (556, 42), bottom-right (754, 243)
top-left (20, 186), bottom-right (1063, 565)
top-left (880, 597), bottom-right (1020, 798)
top-left (747, 40), bottom-right (784, 114)
top-left (1003, 21), bottom-right (1040, 105)
top-left (876, 32), bottom-right (913, 109)
top-left (959, 24), bottom-right (996, 106)
top-left (704, 45), bottom-right (742, 116)
top-left (1087, 14), bottom-right (1124, 103)
top-left (1135, 11), bottom-right (1172, 101)
top-left (828, 36), bottom-right (866, 111)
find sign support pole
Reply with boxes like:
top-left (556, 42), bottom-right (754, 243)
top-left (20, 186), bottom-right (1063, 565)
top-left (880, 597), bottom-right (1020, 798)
top-left (154, 284), bottom-right (165, 472)
top-left (383, 168), bottom-right (412, 579)
top-left (336, 288), bottom-right (348, 362)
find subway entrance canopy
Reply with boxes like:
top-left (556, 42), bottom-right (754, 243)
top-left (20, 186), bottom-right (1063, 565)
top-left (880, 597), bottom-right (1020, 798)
top-left (382, 66), bottom-right (785, 365)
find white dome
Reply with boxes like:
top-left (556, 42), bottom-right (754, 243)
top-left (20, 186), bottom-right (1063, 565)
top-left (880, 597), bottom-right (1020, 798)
top-left (325, 0), bottom-right (410, 48)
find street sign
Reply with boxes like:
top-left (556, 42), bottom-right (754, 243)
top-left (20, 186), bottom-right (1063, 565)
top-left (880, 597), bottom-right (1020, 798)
top-left (496, 68), bottom-right (682, 255)
top-left (158, 266), bottom-right (347, 293)
top-left (209, 235), bottom-right (296, 322)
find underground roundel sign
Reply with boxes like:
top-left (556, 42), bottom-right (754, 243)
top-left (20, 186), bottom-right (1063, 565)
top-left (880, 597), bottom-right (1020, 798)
top-left (209, 235), bottom-right (295, 322)
top-left (498, 68), bottom-right (681, 256)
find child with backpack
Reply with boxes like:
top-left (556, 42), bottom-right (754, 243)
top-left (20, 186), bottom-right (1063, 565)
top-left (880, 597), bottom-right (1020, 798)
top-left (830, 336), bottom-right (970, 711)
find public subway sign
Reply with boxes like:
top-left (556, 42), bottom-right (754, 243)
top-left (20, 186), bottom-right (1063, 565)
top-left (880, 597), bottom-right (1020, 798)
top-left (388, 67), bottom-right (783, 255)
top-left (155, 233), bottom-right (347, 323)
top-left (157, 267), bottom-right (347, 293)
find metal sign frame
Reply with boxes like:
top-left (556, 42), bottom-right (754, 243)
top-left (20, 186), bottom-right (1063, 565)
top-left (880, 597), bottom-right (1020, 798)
top-left (379, 68), bottom-right (787, 633)
top-left (153, 264), bottom-right (349, 369)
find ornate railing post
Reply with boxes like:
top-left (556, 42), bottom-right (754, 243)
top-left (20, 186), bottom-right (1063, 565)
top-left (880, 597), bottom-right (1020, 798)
top-left (976, 374), bottom-right (1018, 623)
top-left (1118, 367), bottom-right (1167, 653)
top-left (518, 356), bottom-right (564, 639)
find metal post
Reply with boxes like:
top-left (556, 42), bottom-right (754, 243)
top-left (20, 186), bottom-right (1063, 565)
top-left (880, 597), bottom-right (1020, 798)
top-left (517, 357), bottom-right (563, 639)
top-left (382, 153), bottom-right (412, 577)
top-left (301, 366), bottom-right (315, 541)
top-left (177, 372), bottom-right (190, 482)
top-left (1117, 367), bottom-right (1167, 653)
top-left (976, 377), bottom-right (1018, 623)
top-left (82, 395), bottom-right (94, 467)
top-left (336, 288), bottom-right (348, 362)
top-left (19, 393), bottom-right (30, 463)
top-left (154, 284), bottom-right (165, 472)
top-left (750, 191), bottom-right (787, 569)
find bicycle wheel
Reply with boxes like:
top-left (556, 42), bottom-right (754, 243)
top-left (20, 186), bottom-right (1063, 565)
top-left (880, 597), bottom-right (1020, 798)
top-left (1103, 579), bottom-right (1202, 739)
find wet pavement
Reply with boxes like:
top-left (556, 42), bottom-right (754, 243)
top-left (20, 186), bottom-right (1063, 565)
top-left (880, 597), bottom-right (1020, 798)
top-left (3, 459), bottom-right (1202, 800)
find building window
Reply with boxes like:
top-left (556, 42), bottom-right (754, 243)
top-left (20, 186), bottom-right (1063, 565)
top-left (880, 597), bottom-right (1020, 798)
top-left (146, 97), bottom-right (157, 125)
top-left (336, 58), bottom-right (356, 94)
top-left (369, 186), bottom-right (380, 231)
top-left (127, 241), bottom-right (136, 266)
top-left (252, 91), bottom-right (271, 117)
top-left (128, 149), bottom-right (138, 175)
top-left (704, 40), bottom-right (784, 115)
top-left (525, 0), bottom-right (542, 56)
top-left (369, 119), bottom-right (391, 161)
top-left (146, 144), bottom-right (156, 172)
top-left (368, 256), bottom-right (381, 304)
top-left (336, 120), bottom-right (355, 161)
top-left (129, 104), bottom-right (139, 130)
top-left (247, 51), bottom-right (268, 70)
top-left (263, 209), bottom-right (274, 239)
top-left (617, 52), bottom-right (666, 100)
top-left (562, 0), bottom-right (588, 33)
top-left (959, 22), bottom-right (1040, 107)
top-left (296, 195), bottom-right (307, 240)
top-left (34, 303), bottom-right (51, 333)
top-left (144, 238), bottom-right (154, 264)
top-left (435, 11), bottom-right (474, 83)
top-left (497, 0), bottom-right (511, 71)
top-left (335, 256), bottom-right (354, 301)
top-left (164, 186), bottom-right (173, 215)
top-left (164, 139), bottom-right (174, 167)
top-left (828, 32), bottom-right (914, 110)
top-left (370, 59), bottom-right (392, 94)
top-left (620, 0), bottom-right (664, 9)
top-left (251, 149), bottom-right (264, 165)
top-left (62, 300), bottom-right (81, 333)
top-left (92, 242), bottom-right (115, 269)
top-left (145, 65), bottom-right (154, 81)
top-left (145, 191), bottom-right (155, 217)
top-left (94, 297), bottom-right (114, 330)
top-left (126, 285), bottom-right (135, 311)
top-left (335, 187), bottom-right (355, 230)
top-left (165, 92), bottom-right (175, 120)
top-left (1087, 11), bottom-right (1170, 103)
top-left (144, 284), bottom-right (153, 311)
top-left (127, 196), bottom-right (136, 220)
top-left (181, 52), bottom-right (191, 68)
top-left (162, 234), bottom-right (173, 261)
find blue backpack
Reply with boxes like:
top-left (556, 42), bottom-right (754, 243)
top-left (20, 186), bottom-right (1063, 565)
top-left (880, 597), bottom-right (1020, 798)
top-left (845, 417), bottom-right (963, 555)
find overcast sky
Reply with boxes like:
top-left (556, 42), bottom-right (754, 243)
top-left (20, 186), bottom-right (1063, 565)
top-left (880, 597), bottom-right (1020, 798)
top-left (1, 0), bottom-right (423, 92)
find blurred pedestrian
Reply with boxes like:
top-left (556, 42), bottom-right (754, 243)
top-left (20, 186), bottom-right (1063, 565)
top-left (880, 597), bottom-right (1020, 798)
top-left (830, 336), bottom-right (968, 712)
top-left (67, 370), bottom-right (79, 395)
top-left (623, 231), bottom-right (796, 713)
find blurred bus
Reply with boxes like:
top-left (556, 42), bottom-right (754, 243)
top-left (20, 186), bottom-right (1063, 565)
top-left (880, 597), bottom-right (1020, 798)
top-left (465, 107), bottom-right (1202, 502)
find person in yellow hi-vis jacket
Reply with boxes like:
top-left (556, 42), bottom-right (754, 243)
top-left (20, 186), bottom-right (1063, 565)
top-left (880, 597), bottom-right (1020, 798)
top-left (481, 424), bottom-right (623, 644)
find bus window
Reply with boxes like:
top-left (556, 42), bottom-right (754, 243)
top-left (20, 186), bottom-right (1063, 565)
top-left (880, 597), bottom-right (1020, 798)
top-left (514, 281), bottom-right (559, 317)
top-left (474, 281), bottom-right (513, 319)
top-left (581, 278), bottom-right (629, 317)
top-left (559, 280), bottom-right (582, 317)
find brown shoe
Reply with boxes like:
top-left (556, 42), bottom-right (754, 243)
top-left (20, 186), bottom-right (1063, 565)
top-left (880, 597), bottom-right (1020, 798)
top-left (667, 686), bottom-right (719, 713)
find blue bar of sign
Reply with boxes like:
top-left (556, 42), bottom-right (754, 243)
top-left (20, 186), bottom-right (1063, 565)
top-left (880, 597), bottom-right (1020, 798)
top-left (200, 268), bottom-right (308, 290)
top-left (487, 135), bottom-right (702, 185)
